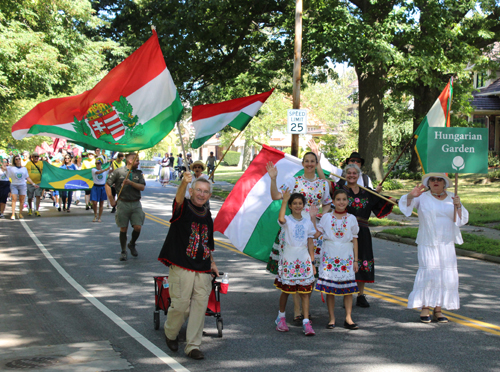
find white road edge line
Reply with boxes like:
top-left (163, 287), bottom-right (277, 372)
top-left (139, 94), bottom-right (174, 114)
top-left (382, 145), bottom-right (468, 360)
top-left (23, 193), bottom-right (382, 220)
top-left (20, 219), bottom-right (190, 372)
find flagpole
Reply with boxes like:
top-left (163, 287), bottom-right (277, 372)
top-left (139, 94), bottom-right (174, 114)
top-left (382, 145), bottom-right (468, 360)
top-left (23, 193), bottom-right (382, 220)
top-left (378, 136), bottom-right (414, 187)
top-left (453, 173), bottom-right (459, 223)
top-left (176, 121), bottom-right (188, 170)
top-left (209, 131), bottom-right (243, 180)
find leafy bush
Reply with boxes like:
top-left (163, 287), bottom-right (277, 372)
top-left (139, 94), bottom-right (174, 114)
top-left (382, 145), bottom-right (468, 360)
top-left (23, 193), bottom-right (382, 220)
top-left (488, 151), bottom-right (500, 168)
top-left (224, 151), bottom-right (240, 166)
top-left (381, 179), bottom-right (404, 190)
top-left (386, 158), bottom-right (421, 180)
top-left (489, 169), bottom-right (500, 180)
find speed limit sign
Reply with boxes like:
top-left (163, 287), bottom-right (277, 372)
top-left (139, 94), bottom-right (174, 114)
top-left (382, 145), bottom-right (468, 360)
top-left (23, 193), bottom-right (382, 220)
top-left (287, 109), bottom-right (307, 134)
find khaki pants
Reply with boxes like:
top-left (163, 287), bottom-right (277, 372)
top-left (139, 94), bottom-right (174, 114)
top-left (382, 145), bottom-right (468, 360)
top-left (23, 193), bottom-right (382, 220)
top-left (164, 265), bottom-right (212, 354)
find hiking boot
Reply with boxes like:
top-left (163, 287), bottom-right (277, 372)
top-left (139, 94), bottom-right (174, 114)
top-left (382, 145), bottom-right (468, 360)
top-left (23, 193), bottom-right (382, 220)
top-left (128, 242), bottom-right (138, 257)
top-left (275, 316), bottom-right (289, 332)
top-left (303, 321), bottom-right (316, 336)
top-left (165, 337), bottom-right (178, 352)
top-left (356, 294), bottom-right (370, 308)
top-left (120, 251), bottom-right (127, 261)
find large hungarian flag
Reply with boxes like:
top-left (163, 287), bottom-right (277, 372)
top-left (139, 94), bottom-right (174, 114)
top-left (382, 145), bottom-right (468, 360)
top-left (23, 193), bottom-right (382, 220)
top-left (191, 89), bottom-right (274, 149)
top-left (11, 31), bottom-right (183, 152)
top-left (214, 145), bottom-right (329, 262)
top-left (414, 78), bottom-right (453, 173)
top-left (39, 161), bottom-right (109, 191)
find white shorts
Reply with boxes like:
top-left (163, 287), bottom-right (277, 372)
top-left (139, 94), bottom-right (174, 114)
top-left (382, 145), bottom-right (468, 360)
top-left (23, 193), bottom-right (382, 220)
top-left (10, 184), bottom-right (27, 196)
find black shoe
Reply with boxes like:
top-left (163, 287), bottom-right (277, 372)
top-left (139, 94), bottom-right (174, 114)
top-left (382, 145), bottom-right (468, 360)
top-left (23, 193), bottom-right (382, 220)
top-left (111, 207), bottom-right (116, 213)
top-left (120, 251), bottom-right (127, 261)
top-left (343, 321), bottom-right (359, 330)
top-left (166, 337), bottom-right (178, 352)
top-left (86, 205), bottom-right (89, 210)
top-left (187, 349), bottom-right (204, 360)
top-left (128, 242), bottom-right (138, 257)
top-left (356, 294), bottom-right (370, 308)
top-left (58, 207), bottom-right (61, 212)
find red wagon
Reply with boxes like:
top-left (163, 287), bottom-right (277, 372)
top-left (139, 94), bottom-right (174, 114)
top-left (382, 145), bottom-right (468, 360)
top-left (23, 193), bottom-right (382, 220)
top-left (154, 273), bottom-right (225, 337)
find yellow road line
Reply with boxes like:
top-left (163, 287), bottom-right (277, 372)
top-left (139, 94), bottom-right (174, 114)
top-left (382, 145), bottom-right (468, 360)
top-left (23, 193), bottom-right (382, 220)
top-left (146, 212), bottom-right (500, 336)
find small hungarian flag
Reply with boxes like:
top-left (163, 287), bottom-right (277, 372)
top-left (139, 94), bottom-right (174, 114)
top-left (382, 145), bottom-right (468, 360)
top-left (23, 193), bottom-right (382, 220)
top-left (414, 78), bottom-right (453, 173)
top-left (11, 31), bottom-right (183, 151)
top-left (39, 161), bottom-right (109, 191)
top-left (191, 89), bottom-right (274, 149)
top-left (214, 145), bottom-right (329, 261)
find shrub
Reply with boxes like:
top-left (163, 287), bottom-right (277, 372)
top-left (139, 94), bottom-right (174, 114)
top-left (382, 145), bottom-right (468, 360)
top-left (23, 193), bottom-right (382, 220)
top-left (488, 151), bottom-right (500, 168)
top-left (386, 158), bottom-right (421, 180)
top-left (382, 179), bottom-right (404, 190)
top-left (224, 151), bottom-right (240, 166)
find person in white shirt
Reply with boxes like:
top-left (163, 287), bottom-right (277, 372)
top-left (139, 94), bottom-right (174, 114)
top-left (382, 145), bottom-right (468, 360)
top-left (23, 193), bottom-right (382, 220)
top-left (2, 155), bottom-right (39, 220)
top-left (90, 159), bottom-right (109, 222)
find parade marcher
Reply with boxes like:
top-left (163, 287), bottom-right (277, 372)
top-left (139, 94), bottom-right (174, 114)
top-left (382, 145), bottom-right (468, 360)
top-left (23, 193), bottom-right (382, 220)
top-left (331, 164), bottom-right (394, 308)
top-left (160, 152), bottom-right (171, 187)
top-left (73, 156), bottom-right (82, 205)
top-left (95, 148), bottom-right (108, 164)
top-left (109, 153), bottom-right (125, 213)
top-left (158, 172), bottom-right (218, 360)
top-left (340, 152), bottom-right (382, 192)
top-left (266, 152), bottom-right (332, 324)
top-left (3, 155), bottom-right (39, 220)
top-left (206, 151), bottom-right (216, 182)
top-left (186, 152), bottom-right (193, 167)
top-left (25, 152), bottom-right (44, 216)
top-left (314, 189), bottom-right (360, 330)
top-left (274, 190), bottom-right (317, 336)
top-left (185, 161), bottom-right (210, 209)
top-left (105, 153), bottom-right (145, 261)
top-left (91, 158), bottom-right (109, 222)
top-left (399, 173), bottom-right (468, 323)
top-left (0, 157), bottom-right (10, 218)
top-left (81, 152), bottom-right (96, 210)
top-left (59, 154), bottom-right (77, 212)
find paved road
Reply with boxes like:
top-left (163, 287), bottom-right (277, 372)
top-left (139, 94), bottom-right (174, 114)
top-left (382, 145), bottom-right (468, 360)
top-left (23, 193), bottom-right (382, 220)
top-left (1, 182), bottom-right (500, 371)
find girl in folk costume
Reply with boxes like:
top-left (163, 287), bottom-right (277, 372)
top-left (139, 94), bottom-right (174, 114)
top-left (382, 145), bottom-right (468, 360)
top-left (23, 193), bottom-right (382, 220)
top-left (274, 189), bottom-right (317, 336)
top-left (314, 189), bottom-right (360, 330)
top-left (266, 152), bottom-right (332, 324)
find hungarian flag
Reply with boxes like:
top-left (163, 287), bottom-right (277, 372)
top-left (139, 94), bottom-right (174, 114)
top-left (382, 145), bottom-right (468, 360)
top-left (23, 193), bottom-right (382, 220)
top-left (191, 89), bottom-right (274, 149)
top-left (214, 145), bottom-right (329, 261)
top-left (39, 161), bottom-right (109, 191)
top-left (11, 31), bottom-right (183, 152)
top-left (414, 78), bottom-right (453, 173)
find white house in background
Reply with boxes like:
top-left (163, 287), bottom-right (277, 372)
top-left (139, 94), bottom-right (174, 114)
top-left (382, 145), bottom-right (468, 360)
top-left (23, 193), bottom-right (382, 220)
top-left (469, 42), bottom-right (500, 152)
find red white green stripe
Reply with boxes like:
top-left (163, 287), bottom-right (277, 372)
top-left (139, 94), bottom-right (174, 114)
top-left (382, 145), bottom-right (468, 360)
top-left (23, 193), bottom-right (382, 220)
top-left (11, 31), bottom-right (182, 152)
top-left (214, 145), bottom-right (304, 261)
top-left (414, 78), bottom-right (453, 173)
top-left (191, 89), bottom-right (274, 149)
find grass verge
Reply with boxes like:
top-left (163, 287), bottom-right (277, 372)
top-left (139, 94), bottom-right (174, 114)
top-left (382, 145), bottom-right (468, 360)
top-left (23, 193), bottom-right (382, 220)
top-left (382, 227), bottom-right (500, 257)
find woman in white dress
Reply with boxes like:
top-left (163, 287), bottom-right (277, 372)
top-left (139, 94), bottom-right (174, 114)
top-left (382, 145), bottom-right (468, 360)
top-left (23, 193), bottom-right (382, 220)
top-left (399, 173), bottom-right (468, 323)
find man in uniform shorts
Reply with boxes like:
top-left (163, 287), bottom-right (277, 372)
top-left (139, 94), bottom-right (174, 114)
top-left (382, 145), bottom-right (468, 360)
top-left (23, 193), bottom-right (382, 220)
top-left (105, 153), bottom-right (145, 261)
top-left (26, 152), bottom-right (44, 216)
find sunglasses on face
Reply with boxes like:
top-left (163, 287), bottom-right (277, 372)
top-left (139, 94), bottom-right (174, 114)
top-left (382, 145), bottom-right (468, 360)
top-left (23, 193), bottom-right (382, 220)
top-left (193, 166), bottom-right (203, 169)
top-left (429, 177), bottom-right (444, 182)
top-left (349, 159), bottom-right (362, 163)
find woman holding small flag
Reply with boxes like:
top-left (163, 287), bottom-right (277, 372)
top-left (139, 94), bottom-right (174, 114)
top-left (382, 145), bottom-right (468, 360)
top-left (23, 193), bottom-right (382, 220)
top-left (266, 152), bottom-right (331, 324)
top-left (398, 173), bottom-right (468, 323)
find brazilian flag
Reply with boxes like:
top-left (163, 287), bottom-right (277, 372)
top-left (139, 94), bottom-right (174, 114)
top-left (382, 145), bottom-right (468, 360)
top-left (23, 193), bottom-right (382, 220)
top-left (39, 161), bottom-right (109, 191)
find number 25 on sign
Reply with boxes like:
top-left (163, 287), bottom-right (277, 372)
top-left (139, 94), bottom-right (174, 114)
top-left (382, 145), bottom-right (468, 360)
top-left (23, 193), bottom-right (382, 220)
top-left (287, 109), bottom-right (308, 134)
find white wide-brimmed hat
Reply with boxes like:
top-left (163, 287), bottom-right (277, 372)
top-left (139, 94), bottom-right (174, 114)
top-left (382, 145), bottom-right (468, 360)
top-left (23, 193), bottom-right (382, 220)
top-left (422, 172), bottom-right (452, 189)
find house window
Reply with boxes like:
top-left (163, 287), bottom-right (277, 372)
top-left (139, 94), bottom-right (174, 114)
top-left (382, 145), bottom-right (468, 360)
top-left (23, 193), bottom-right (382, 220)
top-left (475, 72), bottom-right (486, 89)
top-left (473, 115), bottom-right (487, 128)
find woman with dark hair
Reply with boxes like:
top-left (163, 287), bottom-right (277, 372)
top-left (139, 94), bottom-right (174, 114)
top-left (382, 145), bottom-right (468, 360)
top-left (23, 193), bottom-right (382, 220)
top-left (331, 163), bottom-right (394, 308)
top-left (60, 154), bottom-right (77, 212)
top-left (3, 155), bottom-right (38, 219)
top-left (266, 151), bottom-right (332, 324)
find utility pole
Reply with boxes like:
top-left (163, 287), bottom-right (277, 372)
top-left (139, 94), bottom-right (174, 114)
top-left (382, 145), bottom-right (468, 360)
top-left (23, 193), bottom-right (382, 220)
top-left (291, 0), bottom-right (302, 157)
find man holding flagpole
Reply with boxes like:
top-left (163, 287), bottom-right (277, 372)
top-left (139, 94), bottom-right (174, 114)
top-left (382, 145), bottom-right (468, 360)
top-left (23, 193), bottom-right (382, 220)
top-left (106, 153), bottom-right (146, 261)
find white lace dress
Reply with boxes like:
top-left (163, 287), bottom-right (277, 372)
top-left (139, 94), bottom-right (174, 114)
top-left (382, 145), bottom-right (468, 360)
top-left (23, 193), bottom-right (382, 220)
top-left (399, 191), bottom-right (469, 310)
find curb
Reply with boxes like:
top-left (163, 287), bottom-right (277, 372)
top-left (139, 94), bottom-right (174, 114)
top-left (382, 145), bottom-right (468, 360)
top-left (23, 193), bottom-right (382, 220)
top-left (373, 232), bottom-right (500, 265)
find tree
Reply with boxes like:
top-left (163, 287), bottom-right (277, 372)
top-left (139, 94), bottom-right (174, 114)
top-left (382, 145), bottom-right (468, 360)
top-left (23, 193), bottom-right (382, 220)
top-left (0, 0), bottom-right (125, 149)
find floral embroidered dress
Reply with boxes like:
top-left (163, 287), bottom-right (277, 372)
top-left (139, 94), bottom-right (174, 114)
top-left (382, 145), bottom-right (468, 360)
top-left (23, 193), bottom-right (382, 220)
top-left (274, 215), bottom-right (316, 293)
top-left (266, 176), bottom-right (332, 274)
top-left (334, 184), bottom-right (394, 283)
top-left (315, 213), bottom-right (359, 295)
top-left (399, 191), bottom-right (468, 310)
